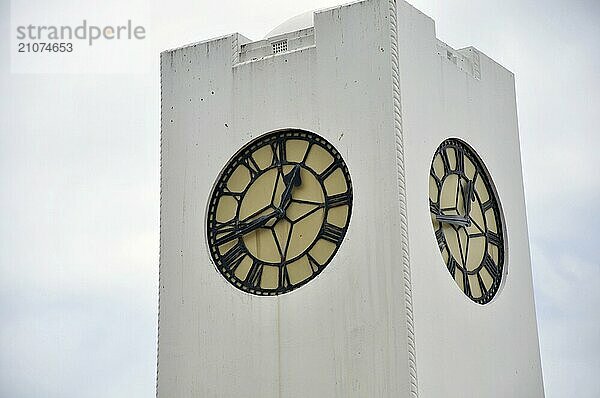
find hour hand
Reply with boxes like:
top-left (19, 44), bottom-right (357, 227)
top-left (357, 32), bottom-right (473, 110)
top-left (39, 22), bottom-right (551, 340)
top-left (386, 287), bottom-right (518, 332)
top-left (279, 164), bottom-right (302, 212)
top-left (435, 214), bottom-right (471, 227)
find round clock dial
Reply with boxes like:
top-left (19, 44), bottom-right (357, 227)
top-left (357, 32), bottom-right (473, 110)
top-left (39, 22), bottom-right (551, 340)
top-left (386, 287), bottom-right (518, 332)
top-left (206, 129), bottom-right (353, 296)
top-left (429, 138), bottom-right (505, 304)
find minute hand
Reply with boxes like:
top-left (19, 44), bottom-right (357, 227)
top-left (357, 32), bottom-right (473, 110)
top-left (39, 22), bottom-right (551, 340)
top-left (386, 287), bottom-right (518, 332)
top-left (463, 180), bottom-right (474, 217)
top-left (435, 214), bottom-right (471, 227)
top-left (214, 210), bottom-right (279, 246)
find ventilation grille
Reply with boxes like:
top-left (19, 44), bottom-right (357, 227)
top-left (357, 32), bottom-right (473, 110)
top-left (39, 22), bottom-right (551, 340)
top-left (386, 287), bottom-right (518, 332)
top-left (271, 39), bottom-right (288, 54)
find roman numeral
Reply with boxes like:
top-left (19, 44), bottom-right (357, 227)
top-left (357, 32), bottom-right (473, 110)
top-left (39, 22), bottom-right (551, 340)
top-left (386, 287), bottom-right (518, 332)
top-left (212, 219), bottom-right (237, 236)
top-left (482, 200), bottom-right (493, 212)
top-left (477, 273), bottom-right (487, 295)
top-left (279, 265), bottom-right (291, 288)
top-left (307, 253), bottom-right (320, 272)
top-left (320, 162), bottom-right (338, 179)
top-left (447, 256), bottom-right (457, 275)
top-left (321, 223), bottom-right (344, 243)
top-left (246, 260), bottom-right (263, 287)
top-left (327, 192), bottom-right (351, 208)
top-left (271, 139), bottom-right (286, 166)
top-left (430, 200), bottom-right (440, 215)
top-left (487, 231), bottom-right (501, 247)
top-left (435, 228), bottom-right (446, 250)
top-left (440, 149), bottom-right (451, 174)
top-left (214, 223), bottom-right (245, 246)
top-left (430, 171), bottom-right (441, 187)
top-left (220, 241), bottom-right (246, 268)
top-left (463, 271), bottom-right (472, 297)
top-left (482, 254), bottom-right (500, 278)
top-left (455, 148), bottom-right (464, 173)
top-left (240, 155), bottom-right (261, 179)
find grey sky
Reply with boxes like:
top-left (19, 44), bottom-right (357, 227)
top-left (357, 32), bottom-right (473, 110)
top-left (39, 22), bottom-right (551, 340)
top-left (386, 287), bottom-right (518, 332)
top-left (0, 0), bottom-right (598, 397)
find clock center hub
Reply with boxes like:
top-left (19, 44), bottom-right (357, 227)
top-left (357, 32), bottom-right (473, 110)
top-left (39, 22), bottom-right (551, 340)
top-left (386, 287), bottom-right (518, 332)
top-left (239, 165), bottom-right (326, 264)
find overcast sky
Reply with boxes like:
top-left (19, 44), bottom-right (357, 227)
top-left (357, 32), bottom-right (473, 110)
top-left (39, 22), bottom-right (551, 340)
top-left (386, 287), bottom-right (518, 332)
top-left (0, 0), bottom-right (598, 397)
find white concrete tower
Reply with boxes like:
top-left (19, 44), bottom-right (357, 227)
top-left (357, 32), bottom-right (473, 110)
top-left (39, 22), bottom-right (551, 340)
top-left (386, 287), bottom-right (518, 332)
top-left (158, 1), bottom-right (544, 397)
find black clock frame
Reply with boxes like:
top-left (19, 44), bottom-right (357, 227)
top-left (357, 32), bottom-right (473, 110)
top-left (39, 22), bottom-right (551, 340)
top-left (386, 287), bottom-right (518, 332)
top-left (429, 138), bottom-right (506, 305)
top-left (206, 129), bottom-right (353, 296)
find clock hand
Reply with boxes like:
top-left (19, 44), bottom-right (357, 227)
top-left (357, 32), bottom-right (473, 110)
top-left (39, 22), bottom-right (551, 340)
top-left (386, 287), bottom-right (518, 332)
top-left (463, 180), bottom-right (474, 217)
top-left (214, 210), bottom-right (280, 246)
top-left (216, 166), bottom-right (302, 246)
top-left (435, 214), bottom-right (471, 228)
top-left (278, 164), bottom-right (302, 212)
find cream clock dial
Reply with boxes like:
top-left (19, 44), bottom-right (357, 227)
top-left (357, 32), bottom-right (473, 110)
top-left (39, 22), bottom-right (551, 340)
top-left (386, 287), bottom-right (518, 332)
top-left (206, 129), bottom-right (353, 295)
top-left (429, 138), bottom-right (505, 304)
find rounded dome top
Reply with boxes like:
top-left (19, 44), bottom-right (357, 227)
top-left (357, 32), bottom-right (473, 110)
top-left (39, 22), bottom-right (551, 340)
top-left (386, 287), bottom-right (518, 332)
top-left (264, 11), bottom-right (315, 38)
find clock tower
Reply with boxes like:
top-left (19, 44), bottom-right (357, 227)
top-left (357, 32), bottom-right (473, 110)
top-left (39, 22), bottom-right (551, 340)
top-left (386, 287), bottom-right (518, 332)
top-left (157, 1), bottom-right (544, 397)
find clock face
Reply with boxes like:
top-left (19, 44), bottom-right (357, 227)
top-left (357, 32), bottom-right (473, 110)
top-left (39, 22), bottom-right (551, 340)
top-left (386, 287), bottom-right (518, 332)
top-left (429, 138), bottom-right (505, 304)
top-left (206, 129), bottom-right (353, 296)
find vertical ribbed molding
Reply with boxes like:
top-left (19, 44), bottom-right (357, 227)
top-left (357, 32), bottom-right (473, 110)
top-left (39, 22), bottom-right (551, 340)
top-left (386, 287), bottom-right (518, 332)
top-left (231, 34), bottom-right (240, 65)
top-left (155, 51), bottom-right (164, 398)
top-left (388, 0), bottom-right (419, 396)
